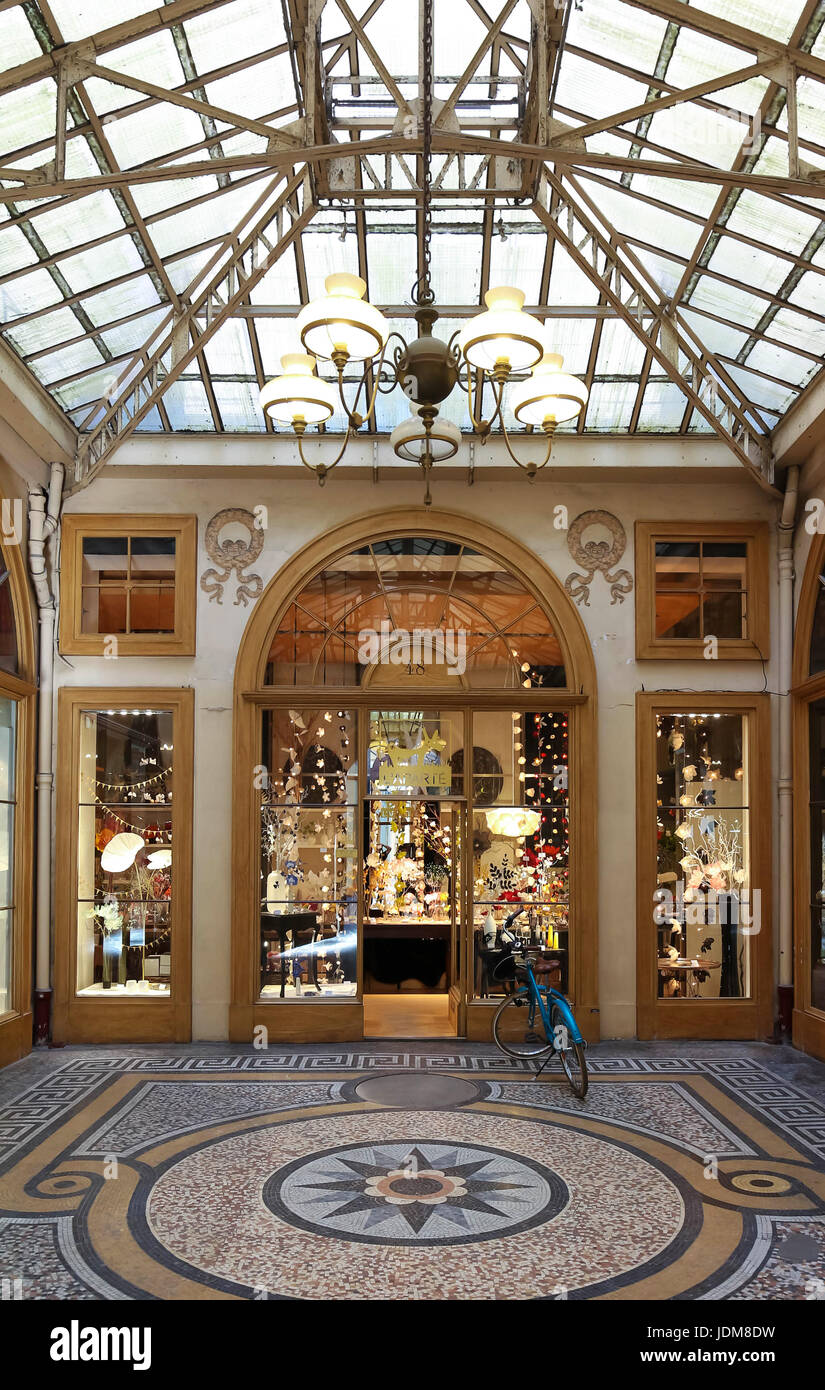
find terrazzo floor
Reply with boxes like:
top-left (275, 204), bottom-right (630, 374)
top-left (0, 1039), bottom-right (824, 1300)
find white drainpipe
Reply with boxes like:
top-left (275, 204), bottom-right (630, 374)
top-left (27, 463), bottom-right (64, 1043)
top-left (777, 463), bottom-right (799, 1031)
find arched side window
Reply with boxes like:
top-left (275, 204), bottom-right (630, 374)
top-left (265, 537), bottom-right (565, 689)
top-left (0, 552), bottom-right (19, 676)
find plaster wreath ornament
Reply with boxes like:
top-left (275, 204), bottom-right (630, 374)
top-left (563, 509), bottom-right (634, 607)
top-left (200, 507), bottom-right (265, 607)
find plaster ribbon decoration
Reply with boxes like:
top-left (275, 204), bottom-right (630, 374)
top-left (564, 510), bottom-right (633, 607)
top-left (200, 508), bottom-right (265, 607)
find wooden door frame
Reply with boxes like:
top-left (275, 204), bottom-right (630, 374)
top-left (0, 501), bottom-right (36, 1069)
top-left (53, 686), bottom-right (194, 1044)
top-left (792, 528), bottom-right (825, 1061)
top-left (231, 507), bottom-right (599, 1044)
top-left (636, 691), bottom-right (773, 1040)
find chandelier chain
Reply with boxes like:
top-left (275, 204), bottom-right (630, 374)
top-left (414, 0), bottom-right (435, 306)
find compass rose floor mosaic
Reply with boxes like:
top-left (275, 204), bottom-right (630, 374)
top-left (1, 1042), bottom-right (825, 1301)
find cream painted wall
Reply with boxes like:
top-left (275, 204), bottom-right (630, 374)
top-left (59, 472), bottom-right (780, 1039)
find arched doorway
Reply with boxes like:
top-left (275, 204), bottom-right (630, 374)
top-left (793, 530), bottom-right (825, 1062)
top-left (0, 496), bottom-right (36, 1066)
top-left (231, 509), bottom-right (597, 1043)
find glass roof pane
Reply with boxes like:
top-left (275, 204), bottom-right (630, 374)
top-left (99, 307), bottom-right (167, 356)
top-left (489, 221), bottom-right (544, 302)
top-left (632, 247), bottom-right (684, 297)
top-left (744, 338), bottom-right (818, 387)
top-left (183, 0), bottom-right (286, 70)
top-left (103, 102), bottom-right (206, 170)
top-left (253, 317), bottom-right (303, 376)
top-left (248, 246), bottom-right (301, 305)
top-left (0, 223), bottom-right (38, 276)
top-left (595, 319), bottom-right (646, 376)
top-left (688, 274), bottom-right (770, 327)
top-left (724, 190), bottom-right (820, 258)
top-left (680, 306), bottom-right (749, 357)
top-left (30, 339), bottom-right (105, 387)
top-left (203, 318), bottom-right (256, 376)
top-left (430, 231), bottom-right (483, 304)
top-left (636, 381), bottom-right (688, 431)
top-left (546, 245), bottom-right (601, 306)
top-left (666, 28), bottom-right (768, 115)
top-left (205, 53), bottom-right (297, 119)
top-left (212, 380), bottom-right (266, 431)
top-left (46, 1), bottom-right (162, 42)
top-left (770, 304), bottom-right (825, 354)
top-left (84, 29), bottom-right (183, 116)
top-left (0, 79), bottom-right (56, 161)
top-left (58, 234), bottom-right (147, 295)
top-left (35, 192), bottom-right (126, 256)
top-left (541, 318), bottom-right (595, 376)
top-left (131, 176), bottom-right (222, 221)
top-left (556, 52), bottom-right (651, 125)
top-left (0, 266), bottom-right (63, 319)
top-left (366, 222), bottom-right (417, 305)
top-left (724, 361), bottom-right (799, 413)
top-left (687, 0), bottom-right (803, 44)
top-left (789, 269), bottom-right (825, 319)
top-left (0, 7), bottom-right (42, 66)
top-left (579, 180), bottom-right (700, 260)
top-left (584, 381), bottom-right (637, 431)
top-left (164, 248), bottom-right (217, 296)
top-left (566, 0), bottom-right (668, 74)
top-left (645, 103), bottom-right (746, 168)
top-left (302, 222), bottom-right (360, 298)
top-left (54, 362), bottom-right (123, 412)
top-left (5, 305), bottom-right (86, 357)
top-left (163, 377), bottom-right (215, 430)
top-left (80, 274), bottom-right (162, 326)
top-left (706, 234), bottom-right (791, 294)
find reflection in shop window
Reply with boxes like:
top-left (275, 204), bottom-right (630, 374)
top-left (259, 708), bottom-right (357, 999)
top-left (77, 709), bottom-right (174, 997)
top-left (654, 712), bottom-right (752, 1001)
top-left (0, 698), bottom-right (15, 1015)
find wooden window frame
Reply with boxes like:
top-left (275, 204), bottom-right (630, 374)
top-left (53, 687), bottom-right (194, 1044)
top-left (635, 520), bottom-right (770, 661)
top-left (636, 692), bottom-right (773, 1040)
top-left (59, 514), bottom-right (197, 657)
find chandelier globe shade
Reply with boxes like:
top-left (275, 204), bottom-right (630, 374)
top-left (510, 352), bottom-right (589, 427)
top-left (296, 272), bottom-right (388, 362)
top-left (458, 286), bottom-right (545, 373)
top-left (258, 352), bottom-right (337, 426)
top-left (390, 407), bottom-right (462, 462)
top-left (485, 807), bottom-right (541, 838)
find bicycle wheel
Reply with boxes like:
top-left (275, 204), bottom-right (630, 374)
top-left (551, 1003), bottom-right (588, 1098)
top-left (492, 990), bottom-right (554, 1060)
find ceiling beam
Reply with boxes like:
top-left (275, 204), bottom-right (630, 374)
top-left (621, 0), bottom-right (825, 85)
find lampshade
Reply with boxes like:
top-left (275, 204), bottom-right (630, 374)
top-left (297, 273), bottom-right (388, 362)
top-left (485, 807), bottom-right (541, 838)
top-left (259, 352), bottom-right (337, 426)
top-left (458, 287), bottom-right (545, 373)
top-left (510, 352), bottom-right (589, 426)
top-left (147, 848), bottom-right (172, 869)
top-left (390, 407), bottom-right (462, 462)
top-left (100, 833), bottom-right (145, 873)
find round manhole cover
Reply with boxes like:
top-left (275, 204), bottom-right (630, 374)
top-left (353, 1072), bottom-right (481, 1109)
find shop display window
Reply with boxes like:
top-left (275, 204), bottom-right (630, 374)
top-left (808, 703), bottom-right (825, 1014)
top-left (259, 708), bottom-right (358, 998)
top-left (471, 710), bottom-right (569, 998)
top-left (654, 712), bottom-right (752, 1001)
top-left (77, 707), bottom-right (175, 997)
top-left (0, 697), bottom-right (16, 1016)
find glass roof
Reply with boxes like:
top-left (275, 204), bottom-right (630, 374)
top-left (0, 0), bottom-right (823, 445)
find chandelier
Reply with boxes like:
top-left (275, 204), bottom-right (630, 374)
top-left (258, 0), bottom-right (587, 504)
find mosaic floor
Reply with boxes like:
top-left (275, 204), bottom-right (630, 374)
top-left (1, 1043), bottom-right (824, 1300)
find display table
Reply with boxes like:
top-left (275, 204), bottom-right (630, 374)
top-left (657, 956), bottom-right (721, 998)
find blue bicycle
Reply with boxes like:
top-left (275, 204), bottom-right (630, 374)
top-left (491, 908), bottom-right (588, 1097)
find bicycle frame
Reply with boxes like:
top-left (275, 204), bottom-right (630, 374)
top-left (513, 958), bottom-right (585, 1049)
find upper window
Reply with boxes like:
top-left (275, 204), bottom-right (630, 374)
top-left (60, 516), bottom-right (197, 657)
top-left (635, 522), bottom-right (769, 661)
top-left (266, 537), bottom-right (565, 689)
